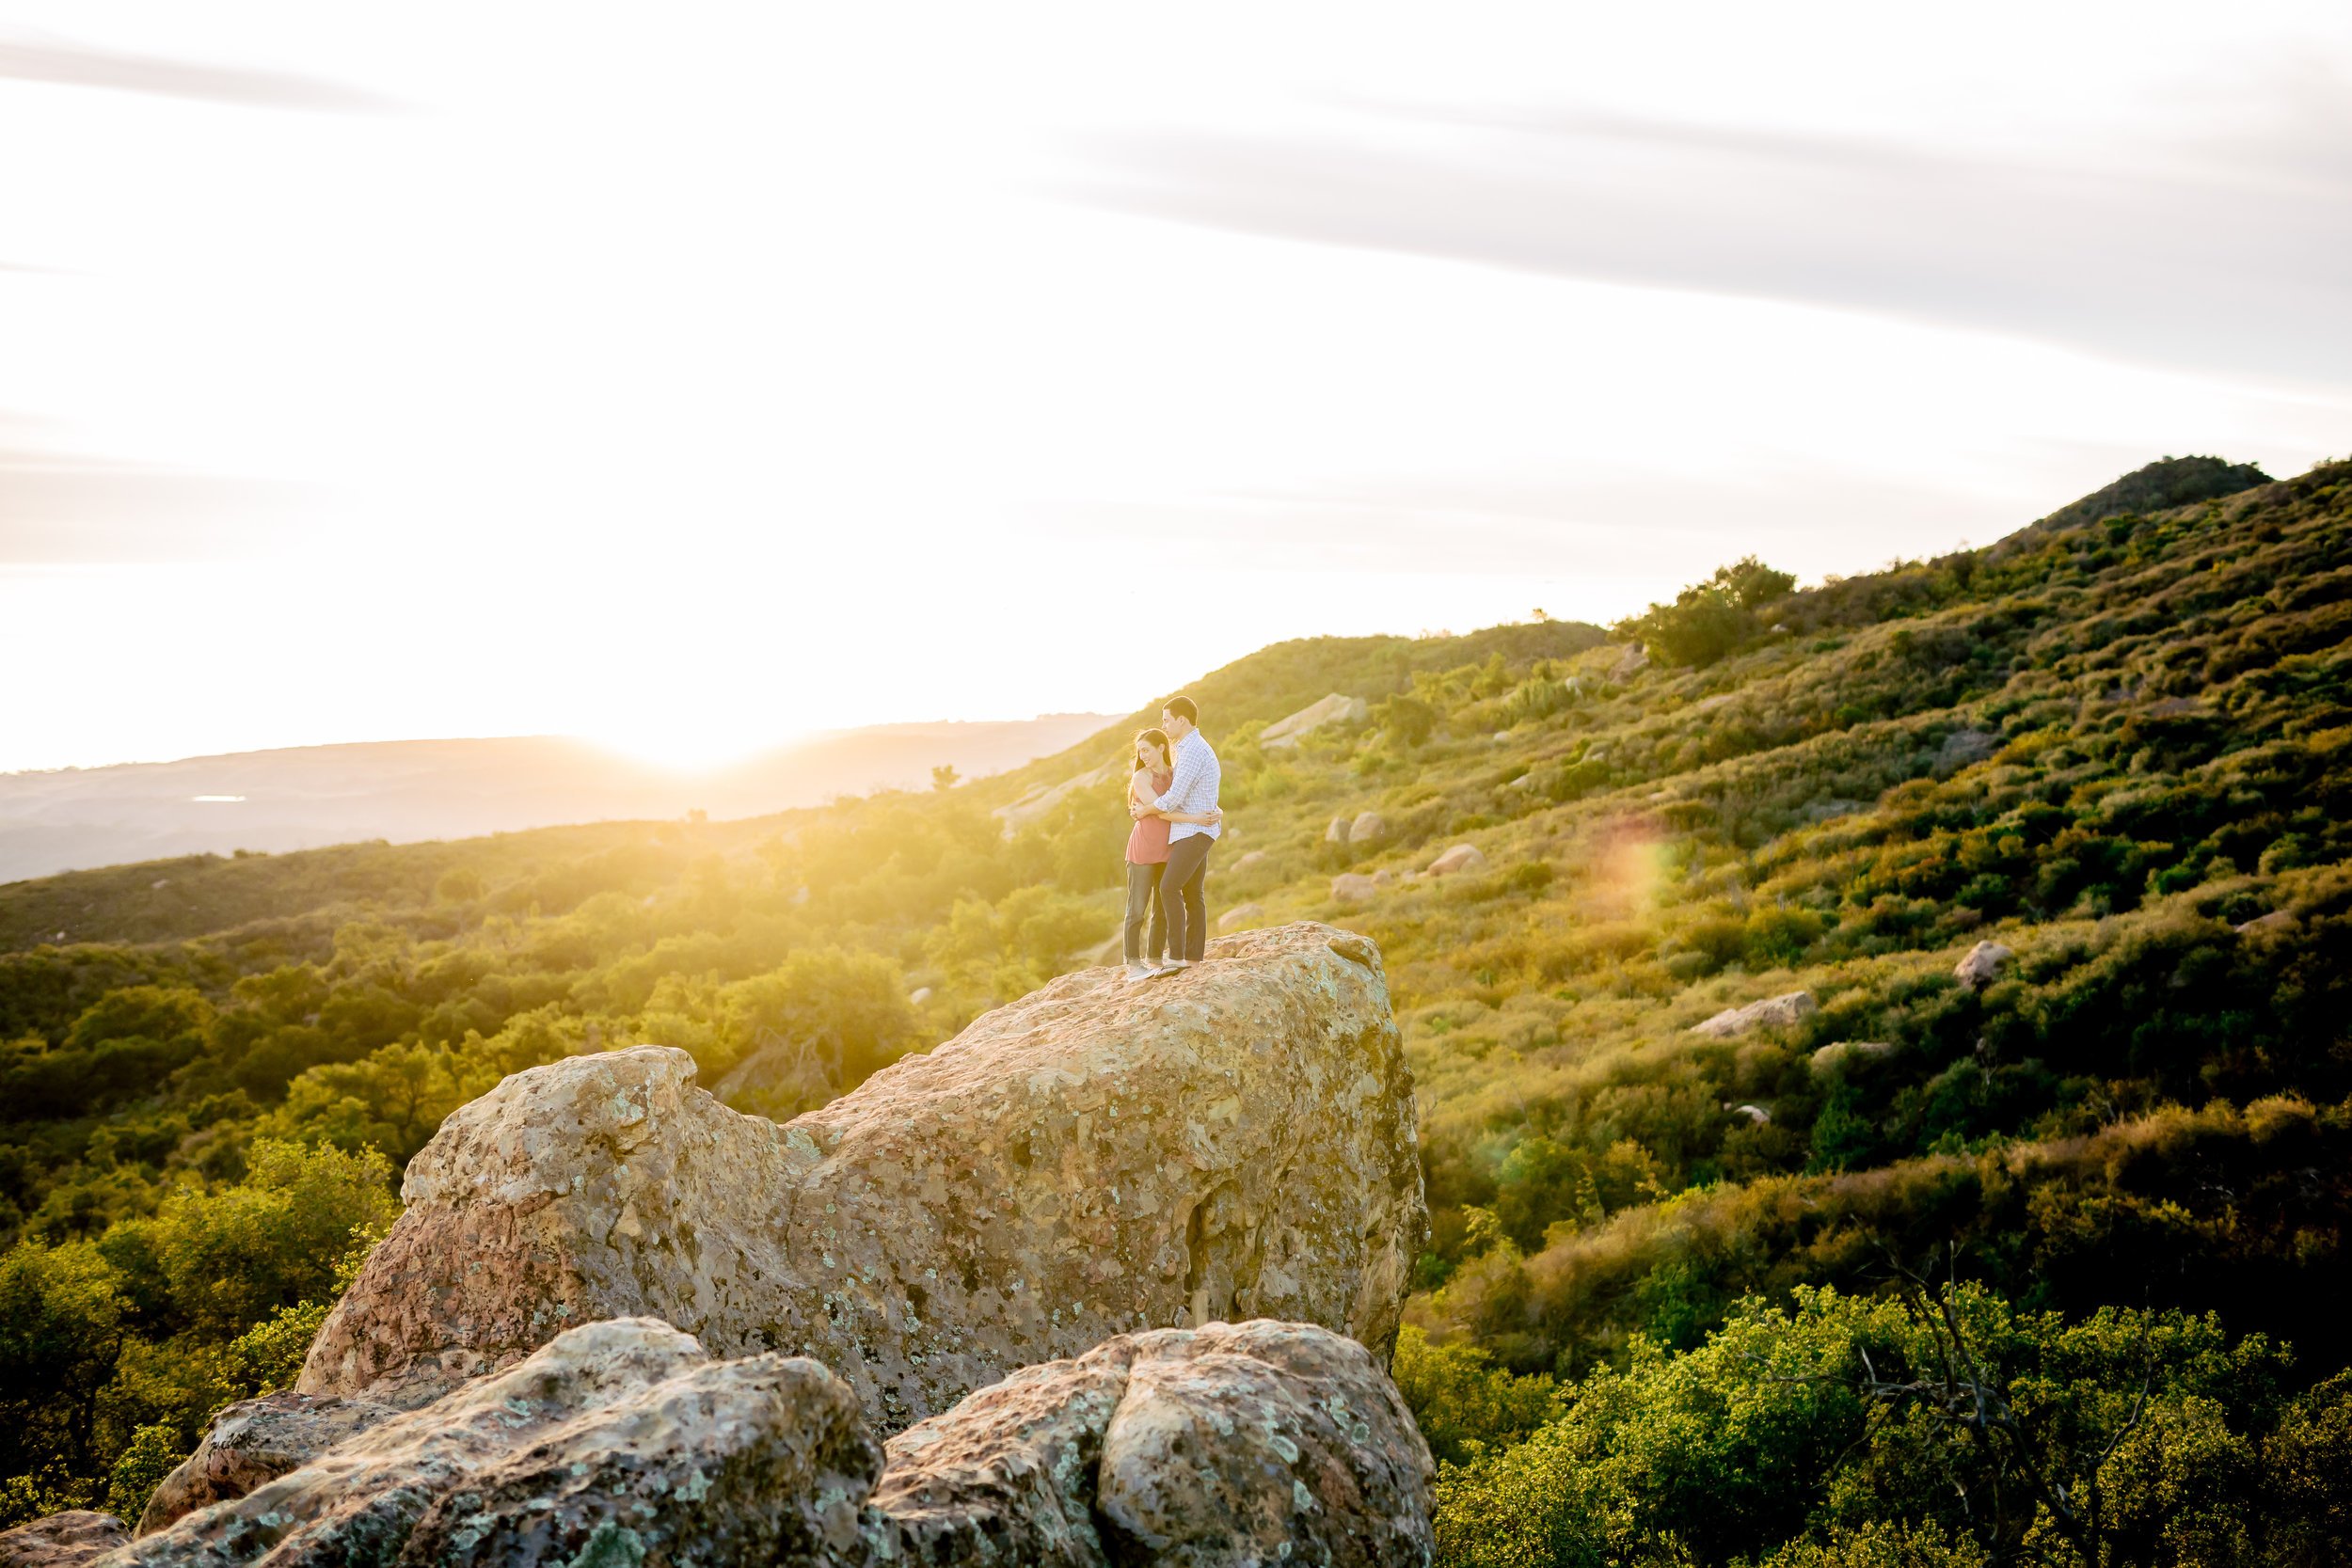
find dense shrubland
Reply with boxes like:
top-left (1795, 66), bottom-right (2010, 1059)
top-left (2, 454), bottom-right (2349, 1559)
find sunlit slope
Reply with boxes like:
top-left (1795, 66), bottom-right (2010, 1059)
top-left (2, 451), bottom-right (2345, 1406)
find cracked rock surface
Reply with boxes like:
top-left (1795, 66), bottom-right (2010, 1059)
top-left (875, 1320), bottom-right (1433, 1568)
top-left (298, 923), bottom-right (1426, 1433)
top-left (88, 1318), bottom-right (1432, 1568)
top-left (0, 1513), bottom-right (126, 1568)
top-left (137, 1392), bottom-right (399, 1534)
top-left (104, 1318), bottom-right (878, 1568)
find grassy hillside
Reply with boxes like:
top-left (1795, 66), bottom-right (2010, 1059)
top-left (4, 453), bottom-right (2349, 1560)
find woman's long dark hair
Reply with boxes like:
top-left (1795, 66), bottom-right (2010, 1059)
top-left (1133, 727), bottom-right (1172, 773)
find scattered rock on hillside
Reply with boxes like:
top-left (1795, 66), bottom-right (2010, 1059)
top-left (1809, 1040), bottom-right (1898, 1074)
top-left (1349, 811), bottom-right (1388, 842)
top-left (1937, 728), bottom-right (2000, 771)
top-left (1325, 816), bottom-right (1352, 845)
top-left (0, 1512), bottom-right (124, 1568)
top-left (1216, 902), bottom-right (1265, 932)
top-left (1261, 693), bottom-right (1369, 749)
top-left (1954, 940), bottom-right (2014, 990)
top-left (1426, 844), bottom-right (1486, 877)
top-left (300, 924), bottom-right (1426, 1435)
top-left (139, 1390), bottom-right (399, 1531)
top-left (1608, 643), bottom-right (1648, 682)
top-left (1330, 873), bottom-right (1380, 904)
top-left (2235, 910), bottom-right (2296, 936)
top-left (1690, 991), bottom-right (1819, 1038)
top-left (120, 1319), bottom-right (879, 1568)
top-left (909, 986), bottom-right (933, 1006)
top-left (1232, 849), bottom-right (1267, 872)
top-left (995, 759), bottom-right (1123, 834)
top-left (1726, 1103), bottom-right (1772, 1124)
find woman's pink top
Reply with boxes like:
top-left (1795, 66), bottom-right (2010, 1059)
top-left (1125, 768), bottom-right (1174, 863)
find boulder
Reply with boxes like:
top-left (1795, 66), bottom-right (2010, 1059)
top-left (1954, 940), bottom-right (2013, 990)
top-left (115, 1319), bottom-right (880, 1568)
top-left (1608, 643), bottom-right (1648, 682)
top-left (1937, 728), bottom-right (1999, 771)
top-left (1690, 990), bottom-right (1819, 1038)
top-left (2234, 910), bottom-right (2296, 937)
top-left (1726, 1103), bottom-right (1772, 1125)
top-left (1215, 902), bottom-right (1265, 933)
top-left (300, 924), bottom-right (1426, 1436)
top-left (138, 1390), bottom-right (399, 1532)
top-left (1231, 849), bottom-right (1267, 873)
top-left (0, 1513), bottom-right (124, 1568)
top-left (134, 1319), bottom-right (1428, 1568)
top-left (1329, 874), bottom-right (1380, 905)
top-left (1426, 844), bottom-right (1486, 878)
top-left (1261, 694), bottom-right (1369, 750)
top-left (994, 760), bottom-right (1123, 835)
top-left (1097, 1322), bottom-right (1433, 1567)
top-left (1324, 816), bottom-right (1352, 846)
top-left (909, 986), bottom-right (934, 1006)
top-left (1370, 869), bottom-right (1394, 890)
top-left (1348, 811), bottom-right (1388, 843)
top-left (873, 1321), bottom-right (1430, 1568)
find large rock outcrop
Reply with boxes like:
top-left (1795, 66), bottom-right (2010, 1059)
top-left (299, 923), bottom-right (1425, 1434)
top-left (1261, 693), bottom-right (1369, 749)
top-left (88, 1318), bottom-right (1431, 1568)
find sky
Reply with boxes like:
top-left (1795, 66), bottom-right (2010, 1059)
top-left (2, 3), bottom-right (2347, 772)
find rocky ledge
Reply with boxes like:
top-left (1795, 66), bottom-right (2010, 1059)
top-left (116, 1316), bottom-right (1433, 1568)
top-left (299, 923), bottom-right (1427, 1435)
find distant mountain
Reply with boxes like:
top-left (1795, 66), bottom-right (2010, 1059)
top-left (0, 716), bottom-right (1116, 884)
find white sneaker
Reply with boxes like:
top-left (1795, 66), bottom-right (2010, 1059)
top-left (1147, 960), bottom-right (1189, 980)
top-left (1120, 962), bottom-right (1152, 982)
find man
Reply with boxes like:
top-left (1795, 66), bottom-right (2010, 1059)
top-left (1137, 693), bottom-right (1219, 977)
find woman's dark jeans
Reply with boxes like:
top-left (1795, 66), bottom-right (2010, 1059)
top-left (1123, 861), bottom-right (1167, 964)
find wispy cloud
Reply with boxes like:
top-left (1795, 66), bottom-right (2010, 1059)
top-left (0, 36), bottom-right (397, 113)
top-left (0, 419), bottom-right (313, 562)
top-left (1053, 75), bottom-right (2352, 387)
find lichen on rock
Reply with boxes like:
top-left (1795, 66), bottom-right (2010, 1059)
top-left (111, 1318), bottom-right (878, 1568)
top-left (86, 1318), bottom-right (1431, 1568)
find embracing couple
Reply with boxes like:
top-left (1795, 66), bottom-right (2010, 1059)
top-left (1120, 693), bottom-right (1221, 983)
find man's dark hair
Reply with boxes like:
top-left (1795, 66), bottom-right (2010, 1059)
top-left (1162, 695), bottom-right (1200, 725)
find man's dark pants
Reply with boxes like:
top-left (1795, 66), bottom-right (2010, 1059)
top-left (1162, 833), bottom-right (1214, 962)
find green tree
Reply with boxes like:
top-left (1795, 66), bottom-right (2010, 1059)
top-left (140, 1139), bottom-right (396, 1337)
top-left (717, 946), bottom-right (918, 1085)
top-left (0, 1241), bottom-right (123, 1485)
top-left (103, 1422), bottom-right (183, 1524)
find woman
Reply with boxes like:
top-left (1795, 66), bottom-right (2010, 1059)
top-left (1121, 729), bottom-right (1217, 981)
